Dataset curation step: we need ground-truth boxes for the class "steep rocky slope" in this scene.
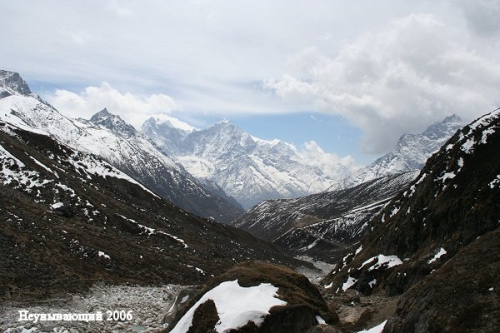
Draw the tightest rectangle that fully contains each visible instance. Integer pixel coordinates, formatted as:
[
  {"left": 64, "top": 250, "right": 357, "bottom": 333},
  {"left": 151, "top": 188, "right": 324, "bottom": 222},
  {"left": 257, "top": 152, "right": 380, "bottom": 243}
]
[
  {"left": 322, "top": 108, "right": 500, "bottom": 332},
  {"left": 0, "top": 115, "right": 302, "bottom": 301},
  {"left": 0, "top": 70, "right": 243, "bottom": 222},
  {"left": 232, "top": 171, "right": 417, "bottom": 263},
  {"left": 143, "top": 118, "right": 354, "bottom": 210}
]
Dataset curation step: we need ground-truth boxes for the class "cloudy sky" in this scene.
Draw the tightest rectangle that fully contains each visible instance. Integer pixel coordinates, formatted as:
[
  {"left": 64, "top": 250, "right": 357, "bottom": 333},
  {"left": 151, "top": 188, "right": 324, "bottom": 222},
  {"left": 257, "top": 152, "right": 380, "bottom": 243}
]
[{"left": 2, "top": 0, "right": 499, "bottom": 165}]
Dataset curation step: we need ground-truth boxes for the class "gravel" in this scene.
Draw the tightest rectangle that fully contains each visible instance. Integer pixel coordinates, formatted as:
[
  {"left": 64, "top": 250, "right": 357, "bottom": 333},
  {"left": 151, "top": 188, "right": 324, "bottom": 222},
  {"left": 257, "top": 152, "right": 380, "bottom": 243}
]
[{"left": 1, "top": 283, "right": 187, "bottom": 333}]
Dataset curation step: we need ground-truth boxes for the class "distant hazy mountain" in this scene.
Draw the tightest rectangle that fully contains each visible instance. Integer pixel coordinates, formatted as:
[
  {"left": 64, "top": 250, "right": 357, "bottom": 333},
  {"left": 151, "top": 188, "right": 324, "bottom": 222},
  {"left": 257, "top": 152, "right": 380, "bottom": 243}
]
[
  {"left": 330, "top": 115, "right": 463, "bottom": 191},
  {"left": 142, "top": 118, "right": 355, "bottom": 210},
  {"left": 0, "top": 70, "right": 243, "bottom": 222}
]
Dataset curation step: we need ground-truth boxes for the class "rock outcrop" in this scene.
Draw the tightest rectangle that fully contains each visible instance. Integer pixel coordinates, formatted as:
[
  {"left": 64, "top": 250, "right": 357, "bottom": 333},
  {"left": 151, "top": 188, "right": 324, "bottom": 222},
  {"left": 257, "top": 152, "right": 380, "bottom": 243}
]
[{"left": 167, "top": 261, "right": 338, "bottom": 333}]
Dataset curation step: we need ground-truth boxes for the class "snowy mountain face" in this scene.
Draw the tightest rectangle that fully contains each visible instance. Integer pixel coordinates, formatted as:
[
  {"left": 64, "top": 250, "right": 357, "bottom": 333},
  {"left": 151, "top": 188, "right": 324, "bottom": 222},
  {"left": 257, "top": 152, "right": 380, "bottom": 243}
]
[
  {"left": 89, "top": 108, "right": 137, "bottom": 139},
  {"left": 142, "top": 118, "right": 353, "bottom": 210},
  {"left": 0, "top": 71, "right": 244, "bottom": 222},
  {"left": 232, "top": 171, "right": 418, "bottom": 263},
  {"left": 331, "top": 115, "right": 463, "bottom": 191},
  {"left": 322, "top": 108, "right": 500, "bottom": 332},
  {"left": 141, "top": 117, "right": 194, "bottom": 155}
]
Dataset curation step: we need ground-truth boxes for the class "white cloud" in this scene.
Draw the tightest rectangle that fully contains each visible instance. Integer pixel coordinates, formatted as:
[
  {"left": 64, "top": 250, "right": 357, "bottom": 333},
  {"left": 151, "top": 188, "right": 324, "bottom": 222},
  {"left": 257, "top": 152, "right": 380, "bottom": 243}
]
[
  {"left": 265, "top": 13, "right": 500, "bottom": 153},
  {"left": 297, "top": 141, "right": 359, "bottom": 179},
  {"left": 47, "top": 83, "right": 176, "bottom": 129},
  {"left": 2, "top": 1, "right": 500, "bottom": 157}
]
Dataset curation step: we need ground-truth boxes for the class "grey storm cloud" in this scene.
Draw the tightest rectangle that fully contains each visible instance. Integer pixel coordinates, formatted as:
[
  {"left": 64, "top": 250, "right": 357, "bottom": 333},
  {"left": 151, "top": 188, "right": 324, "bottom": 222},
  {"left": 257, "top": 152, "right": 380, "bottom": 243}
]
[{"left": 265, "top": 7, "right": 500, "bottom": 153}]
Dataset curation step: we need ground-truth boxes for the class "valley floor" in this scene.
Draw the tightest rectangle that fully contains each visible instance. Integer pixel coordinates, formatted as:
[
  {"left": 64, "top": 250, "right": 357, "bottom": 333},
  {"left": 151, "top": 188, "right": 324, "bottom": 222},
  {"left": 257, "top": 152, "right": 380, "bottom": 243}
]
[
  {"left": 0, "top": 284, "right": 185, "bottom": 333},
  {"left": 1, "top": 269, "right": 395, "bottom": 333},
  {"left": 325, "top": 291, "right": 398, "bottom": 333}
]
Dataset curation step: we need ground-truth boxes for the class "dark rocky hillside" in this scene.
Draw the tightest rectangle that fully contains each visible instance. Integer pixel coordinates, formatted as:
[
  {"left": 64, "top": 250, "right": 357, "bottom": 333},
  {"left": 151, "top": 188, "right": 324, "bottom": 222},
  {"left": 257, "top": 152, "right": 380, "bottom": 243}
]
[
  {"left": 232, "top": 171, "right": 417, "bottom": 263},
  {"left": 322, "top": 108, "right": 500, "bottom": 332},
  {"left": 0, "top": 122, "right": 304, "bottom": 301}
]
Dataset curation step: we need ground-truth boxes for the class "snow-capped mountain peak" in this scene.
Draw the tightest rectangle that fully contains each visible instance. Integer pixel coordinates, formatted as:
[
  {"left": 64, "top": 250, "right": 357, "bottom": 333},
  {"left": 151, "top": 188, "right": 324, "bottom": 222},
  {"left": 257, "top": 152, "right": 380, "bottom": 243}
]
[
  {"left": 144, "top": 113, "right": 196, "bottom": 133},
  {"left": 143, "top": 116, "right": 355, "bottom": 209},
  {"left": 0, "top": 70, "right": 32, "bottom": 97},
  {"left": 141, "top": 117, "right": 192, "bottom": 155},
  {"left": 206, "top": 119, "right": 244, "bottom": 137},
  {"left": 330, "top": 115, "right": 463, "bottom": 191},
  {"left": 89, "top": 108, "right": 137, "bottom": 139},
  {"left": 421, "top": 114, "right": 462, "bottom": 140}
]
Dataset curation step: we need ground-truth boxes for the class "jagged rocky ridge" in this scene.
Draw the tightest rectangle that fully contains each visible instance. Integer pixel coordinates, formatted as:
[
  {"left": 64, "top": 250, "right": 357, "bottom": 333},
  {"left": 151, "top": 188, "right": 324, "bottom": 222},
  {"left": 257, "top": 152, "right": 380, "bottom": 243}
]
[
  {"left": 232, "top": 171, "right": 418, "bottom": 263},
  {"left": 0, "top": 71, "right": 31, "bottom": 98},
  {"left": 142, "top": 117, "right": 354, "bottom": 210},
  {"left": 0, "top": 70, "right": 243, "bottom": 222},
  {"left": 322, "top": 108, "right": 500, "bottom": 332}
]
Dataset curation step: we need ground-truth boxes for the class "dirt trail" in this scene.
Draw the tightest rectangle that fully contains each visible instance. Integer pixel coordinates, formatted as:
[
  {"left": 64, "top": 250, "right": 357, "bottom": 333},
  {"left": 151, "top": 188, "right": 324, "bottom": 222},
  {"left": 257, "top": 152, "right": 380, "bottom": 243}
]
[{"left": 323, "top": 290, "right": 399, "bottom": 332}]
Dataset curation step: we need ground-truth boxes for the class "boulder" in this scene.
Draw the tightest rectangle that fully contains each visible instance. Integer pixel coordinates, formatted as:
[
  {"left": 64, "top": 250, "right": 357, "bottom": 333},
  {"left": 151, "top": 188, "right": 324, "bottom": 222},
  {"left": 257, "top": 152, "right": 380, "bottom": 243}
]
[{"left": 167, "top": 261, "right": 338, "bottom": 333}]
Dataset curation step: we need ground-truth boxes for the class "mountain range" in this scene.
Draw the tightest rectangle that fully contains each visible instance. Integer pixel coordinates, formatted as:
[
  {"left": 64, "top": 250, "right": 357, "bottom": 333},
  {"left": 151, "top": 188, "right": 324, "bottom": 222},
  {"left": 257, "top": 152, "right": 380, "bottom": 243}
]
[
  {"left": 142, "top": 112, "right": 461, "bottom": 211},
  {"left": 232, "top": 171, "right": 418, "bottom": 263},
  {"left": 228, "top": 115, "right": 462, "bottom": 263},
  {"left": 1, "top": 70, "right": 463, "bottom": 217},
  {"left": 0, "top": 70, "right": 242, "bottom": 223},
  {"left": 142, "top": 117, "right": 355, "bottom": 210}
]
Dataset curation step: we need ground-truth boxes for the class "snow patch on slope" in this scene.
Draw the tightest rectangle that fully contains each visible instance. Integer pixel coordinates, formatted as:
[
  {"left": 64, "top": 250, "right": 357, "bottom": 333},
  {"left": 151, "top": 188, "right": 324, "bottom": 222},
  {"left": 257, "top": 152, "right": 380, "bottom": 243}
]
[
  {"left": 356, "top": 320, "right": 388, "bottom": 333},
  {"left": 0, "top": 143, "right": 52, "bottom": 191},
  {"left": 116, "top": 214, "right": 188, "bottom": 248},
  {"left": 360, "top": 255, "right": 403, "bottom": 271},
  {"left": 342, "top": 276, "right": 358, "bottom": 292},
  {"left": 428, "top": 248, "right": 447, "bottom": 264}
]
